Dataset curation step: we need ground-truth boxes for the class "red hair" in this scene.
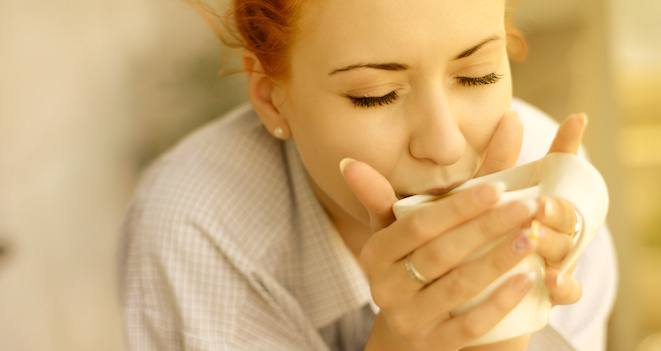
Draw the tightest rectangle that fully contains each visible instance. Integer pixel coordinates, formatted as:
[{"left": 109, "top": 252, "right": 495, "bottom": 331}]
[
  {"left": 188, "top": 1, "right": 526, "bottom": 77},
  {"left": 505, "top": 1, "right": 528, "bottom": 62},
  {"left": 188, "top": 0, "right": 303, "bottom": 79}
]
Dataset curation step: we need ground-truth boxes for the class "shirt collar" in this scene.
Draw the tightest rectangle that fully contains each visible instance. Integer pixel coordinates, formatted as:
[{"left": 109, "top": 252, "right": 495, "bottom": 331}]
[{"left": 284, "top": 140, "right": 376, "bottom": 329}]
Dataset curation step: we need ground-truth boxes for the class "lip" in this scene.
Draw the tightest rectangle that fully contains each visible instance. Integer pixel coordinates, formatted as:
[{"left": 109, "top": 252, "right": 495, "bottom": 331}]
[
  {"left": 422, "top": 182, "right": 464, "bottom": 196},
  {"left": 398, "top": 181, "right": 464, "bottom": 199}
]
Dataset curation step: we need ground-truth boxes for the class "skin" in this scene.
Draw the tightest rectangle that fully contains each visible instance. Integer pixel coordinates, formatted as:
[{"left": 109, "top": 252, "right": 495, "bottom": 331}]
[{"left": 244, "top": 0, "right": 585, "bottom": 349}]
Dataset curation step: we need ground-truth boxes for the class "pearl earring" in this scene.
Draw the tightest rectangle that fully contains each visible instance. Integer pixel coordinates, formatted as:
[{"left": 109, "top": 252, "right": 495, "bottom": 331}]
[{"left": 273, "top": 127, "right": 285, "bottom": 139}]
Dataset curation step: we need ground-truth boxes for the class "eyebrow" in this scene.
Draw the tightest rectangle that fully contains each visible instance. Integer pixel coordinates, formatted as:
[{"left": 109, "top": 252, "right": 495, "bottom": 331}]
[
  {"left": 328, "top": 63, "right": 409, "bottom": 76},
  {"left": 327, "top": 35, "right": 504, "bottom": 76},
  {"left": 455, "top": 36, "right": 504, "bottom": 59}
]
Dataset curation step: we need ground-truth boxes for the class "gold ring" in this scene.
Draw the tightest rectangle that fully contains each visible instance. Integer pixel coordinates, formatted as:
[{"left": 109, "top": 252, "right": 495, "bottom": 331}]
[{"left": 405, "top": 254, "right": 432, "bottom": 285}]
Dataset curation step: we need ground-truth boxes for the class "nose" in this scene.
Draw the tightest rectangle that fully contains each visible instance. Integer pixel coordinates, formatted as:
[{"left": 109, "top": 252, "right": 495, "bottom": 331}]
[{"left": 408, "top": 90, "right": 466, "bottom": 165}]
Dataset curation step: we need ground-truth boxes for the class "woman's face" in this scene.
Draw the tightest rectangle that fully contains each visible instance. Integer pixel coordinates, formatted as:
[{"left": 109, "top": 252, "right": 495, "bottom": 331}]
[{"left": 275, "top": 0, "right": 512, "bottom": 227}]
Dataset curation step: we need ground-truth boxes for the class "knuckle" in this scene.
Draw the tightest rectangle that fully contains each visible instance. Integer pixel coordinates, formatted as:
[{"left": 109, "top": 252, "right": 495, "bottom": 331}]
[
  {"left": 546, "top": 197, "right": 577, "bottom": 233},
  {"left": 370, "top": 283, "right": 396, "bottom": 309},
  {"left": 555, "top": 199, "right": 574, "bottom": 229},
  {"left": 489, "top": 249, "right": 516, "bottom": 273},
  {"left": 477, "top": 216, "right": 498, "bottom": 240},
  {"left": 460, "top": 313, "right": 489, "bottom": 339},
  {"left": 447, "top": 197, "right": 470, "bottom": 219},
  {"left": 405, "top": 212, "right": 429, "bottom": 241},
  {"left": 499, "top": 201, "right": 529, "bottom": 228},
  {"left": 492, "top": 283, "right": 522, "bottom": 310},
  {"left": 545, "top": 234, "right": 574, "bottom": 265},
  {"left": 426, "top": 242, "right": 459, "bottom": 271},
  {"left": 443, "top": 268, "right": 472, "bottom": 299}
]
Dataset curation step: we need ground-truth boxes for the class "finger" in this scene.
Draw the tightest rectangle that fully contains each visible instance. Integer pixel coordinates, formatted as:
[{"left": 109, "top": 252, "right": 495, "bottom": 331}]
[
  {"left": 340, "top": 158, "right": 398, "bottom": 231},
  {"left": 408, "top": 224, "right": 540, "bottom": 328},
  {"left": 475, "top": 111, "right": 524, "bottom": 177},
  {"left": 545, "top": 269, "right": 583, "bottom": 306},
  {"left": 537, "top": 197, "right": 579, "bottom": 234},
  {"left": 428, "top": 273, "right": 532, "bottom": 350},
  {"left": 364, "top": 182, "right": 504, "bottom": 265},
  {"left": 535, "top": 223, "right": 574, "bottom": 266},
  {"left": 547, "top": 113, "right": 587, "bottom": 155},
  {"left": 409, "top": 199, "right": 537, "bottom": 283}
]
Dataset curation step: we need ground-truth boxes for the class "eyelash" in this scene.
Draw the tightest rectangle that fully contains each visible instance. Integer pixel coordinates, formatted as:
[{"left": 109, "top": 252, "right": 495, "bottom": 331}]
[
  {"left": 347, "top": 72, "right": 502, "bottom": 108},
  {"left": 457, "top": 72, "right": 503, "bottom": 87},
  {"left": 348, "top": 91, "right": 399, "bottom": 108}
]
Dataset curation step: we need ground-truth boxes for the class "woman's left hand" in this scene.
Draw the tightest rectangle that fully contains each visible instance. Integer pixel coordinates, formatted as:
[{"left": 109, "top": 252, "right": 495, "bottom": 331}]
[
  {"left": 534, "top": 196, "right": 583, "bottom": 306},
  {"left": 531, "top": 112, "right": 588, "bottom": 307},
  {"left": 463, "top": 113, "right": 589, "bottom": 351}
]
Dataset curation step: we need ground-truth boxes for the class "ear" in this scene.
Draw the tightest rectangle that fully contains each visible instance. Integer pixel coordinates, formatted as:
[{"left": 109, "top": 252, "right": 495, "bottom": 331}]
[{"left": 243, "top": 51, "right": 291, "bottom": 140}]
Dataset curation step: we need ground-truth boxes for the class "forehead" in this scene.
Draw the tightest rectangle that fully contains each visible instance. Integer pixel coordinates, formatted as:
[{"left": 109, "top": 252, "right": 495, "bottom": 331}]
[{"left": 291, "top": 0, "right": 506, "bottom": 71}]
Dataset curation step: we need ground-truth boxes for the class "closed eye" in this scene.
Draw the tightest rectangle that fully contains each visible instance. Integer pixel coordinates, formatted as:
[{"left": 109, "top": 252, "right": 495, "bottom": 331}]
[
  {"left": 347, "top": 91, "right": 399, "bottom": 108},
  {"left": 457, "top": 72, "right": 503, "bottom": 87}
]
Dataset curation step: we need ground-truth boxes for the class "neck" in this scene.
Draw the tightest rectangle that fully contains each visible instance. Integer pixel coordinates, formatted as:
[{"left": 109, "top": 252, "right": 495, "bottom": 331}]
[
  {"left": 309, "top": 180, "right": 372, "bottom": 262},
  {"left": 334, "top": 213, "right": 372, "bottom": 262}
]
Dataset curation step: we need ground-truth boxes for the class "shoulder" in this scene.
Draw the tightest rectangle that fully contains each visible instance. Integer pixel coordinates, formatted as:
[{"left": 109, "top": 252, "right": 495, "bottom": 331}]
[
  {"left": 121, "top": 104, "right": 294, "bottom": 266},
  {"left": 131, "top": 103, "right": 284, "bottom": 217}
]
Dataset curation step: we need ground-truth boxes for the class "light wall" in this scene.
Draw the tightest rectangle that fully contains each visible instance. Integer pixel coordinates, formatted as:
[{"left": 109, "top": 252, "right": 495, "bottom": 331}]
[
  {"left": 0, "top": 0, "right": 245, "bottom": 349},
  {"left": 511, "top": 1, "right": 661, "bottom": 350}
]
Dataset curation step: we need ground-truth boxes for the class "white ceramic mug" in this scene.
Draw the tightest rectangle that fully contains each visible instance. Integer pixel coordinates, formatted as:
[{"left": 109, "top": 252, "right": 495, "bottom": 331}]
[{"left": 392, "top": 152, "right": 609, "bottom": 345}]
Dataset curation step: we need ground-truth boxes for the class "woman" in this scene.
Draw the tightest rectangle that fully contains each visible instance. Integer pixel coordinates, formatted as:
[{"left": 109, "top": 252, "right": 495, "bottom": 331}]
[{"left": 119, "top": 0, "right": 617, "bottom": 350}]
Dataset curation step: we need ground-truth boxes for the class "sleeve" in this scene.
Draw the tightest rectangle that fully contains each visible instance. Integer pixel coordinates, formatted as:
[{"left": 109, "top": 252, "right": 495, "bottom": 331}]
[{"left": 117, "top": 192, "right": 318, "bottom": 351}]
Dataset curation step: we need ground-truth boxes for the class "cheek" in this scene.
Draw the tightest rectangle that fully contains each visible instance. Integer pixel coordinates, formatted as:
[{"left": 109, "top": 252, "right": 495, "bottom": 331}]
[
  {"left": 288, "top": 112, "right": 375, "bottom": 224},
  {"left": 287, "top": 88, "right": 400, "bottom": 164},
  {"left": 459, "top": 79, "right": 512, "bottom": 154},
  {"left": 283, "top": 94, "right": 402, "bottom": 223}
]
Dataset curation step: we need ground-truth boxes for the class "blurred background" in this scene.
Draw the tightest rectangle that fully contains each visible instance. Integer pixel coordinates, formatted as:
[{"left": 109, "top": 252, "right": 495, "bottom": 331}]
[{"left": 0, "top": 0, "right": 659, "bottom": 350}]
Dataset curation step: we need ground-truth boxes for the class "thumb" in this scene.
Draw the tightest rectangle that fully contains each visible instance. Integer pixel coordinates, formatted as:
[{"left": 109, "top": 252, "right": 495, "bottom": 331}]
[
  {"left": 340, "top": 159, "right": 398, "bottom": 232},
  {"left": 547, "top": 113, "right": 587, "bottom": 155},
  {"left": 475, "top": 111, "right": 524, "bottom": 177}
]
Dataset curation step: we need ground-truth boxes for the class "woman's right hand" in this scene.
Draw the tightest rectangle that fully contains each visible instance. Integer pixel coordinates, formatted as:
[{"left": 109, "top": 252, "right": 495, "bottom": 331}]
[
  {"left": 339, "top": 111, "right": 534, "bottom": 350},
  {"left": 343, "top": 112, "right": 588, "bottom": 350},
  {"left": 343, "top": 160, "right": 538, "bottom": 351}
]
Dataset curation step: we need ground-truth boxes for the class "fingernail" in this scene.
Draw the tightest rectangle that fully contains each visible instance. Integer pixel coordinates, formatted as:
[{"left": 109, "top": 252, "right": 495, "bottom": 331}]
[
  {"left": 339, "top": 158, "right": 355, "bottom": 174},
  {"left": 511, "top": 234, "right": 529, "bottom": 254},
  {"left": 578, "top": 112, "right": 588, "bottom": 127},
  {"left": 492, "top": 181, "right": 507, "bottom": 193},
  {"left": 506, "top": 110, "right": 520, "bottom": 119},
  {"left": 543, "top": 198, "right": 554, "bottom": 218},
  {"left": 512, "top": 221, "right": 542, "bottom": 253},
  {"left": 512, "top": 231, "right": 534, "bottom": 254}
]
